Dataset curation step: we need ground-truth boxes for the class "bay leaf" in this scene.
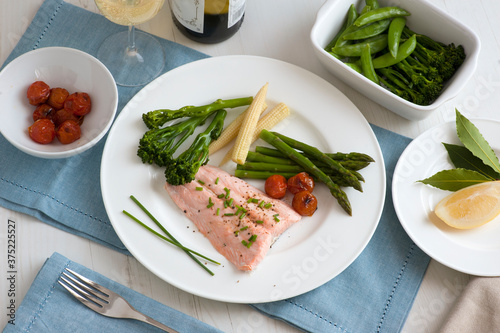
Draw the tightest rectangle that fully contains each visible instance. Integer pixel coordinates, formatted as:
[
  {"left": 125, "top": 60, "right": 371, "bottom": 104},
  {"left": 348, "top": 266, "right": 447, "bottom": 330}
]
[
  {"left": 456, "top": 109, "right": 500, "bottom": 174},
  {"left": 418, "top": 168, "right": 492, "bottom": 191},
  {"left": 443, "top": 143, "right": 500, "bottom": 180}
]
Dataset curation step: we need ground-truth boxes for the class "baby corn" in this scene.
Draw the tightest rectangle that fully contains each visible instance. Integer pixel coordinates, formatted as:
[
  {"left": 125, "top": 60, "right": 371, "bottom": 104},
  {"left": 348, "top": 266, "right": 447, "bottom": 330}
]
[
  {"left": 231, "top": 83, "right": 269, "bottom": 164},
  {"left": 220, "top": 102, "right": 290, "bottom": 166}
]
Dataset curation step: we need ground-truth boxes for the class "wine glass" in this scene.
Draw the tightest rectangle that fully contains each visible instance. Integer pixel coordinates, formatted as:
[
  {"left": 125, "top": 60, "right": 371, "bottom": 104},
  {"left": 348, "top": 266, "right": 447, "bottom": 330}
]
[{"left": 94, "top": 0, "right": 165, "bottom": 87}]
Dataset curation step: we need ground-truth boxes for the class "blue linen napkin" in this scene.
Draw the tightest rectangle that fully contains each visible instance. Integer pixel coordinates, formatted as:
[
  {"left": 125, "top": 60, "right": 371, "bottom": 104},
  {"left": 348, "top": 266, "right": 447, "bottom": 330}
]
[
  {"left": 2, "top": 252, "right": 223, "bottom": 333},
  {"left": 0, "top": 0, "right": 430, "bottom": 332},
  {"left": 0, "top": 0, "right": 208, "bottom": 254},
  {"left": 253, "top": 125, "right": 430, "bottom": 333}
]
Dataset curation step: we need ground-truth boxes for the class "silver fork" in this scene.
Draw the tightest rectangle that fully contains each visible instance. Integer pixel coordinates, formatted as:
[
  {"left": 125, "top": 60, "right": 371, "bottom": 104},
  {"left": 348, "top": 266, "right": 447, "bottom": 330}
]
[{"left": 58, "top": 268, "right": 179, "bottom": 333}]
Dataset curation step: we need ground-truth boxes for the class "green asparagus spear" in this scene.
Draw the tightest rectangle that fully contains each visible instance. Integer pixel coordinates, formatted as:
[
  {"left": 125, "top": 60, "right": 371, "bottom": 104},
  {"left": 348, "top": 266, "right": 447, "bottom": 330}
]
[
  {"left": 255, "top": 146, "right": 374, "bottom": 162},
  {"left": 246, "top": 151, "right": 371, "bottom": 171},
  {"left": 270, "top": 132, "right": 362, "bottom": 192},
  {"left": 259, "top": 130, "right": 352, "bottom": 215},
  {"left": 235, "top": 169, "right": 359, "bottom": 188}
]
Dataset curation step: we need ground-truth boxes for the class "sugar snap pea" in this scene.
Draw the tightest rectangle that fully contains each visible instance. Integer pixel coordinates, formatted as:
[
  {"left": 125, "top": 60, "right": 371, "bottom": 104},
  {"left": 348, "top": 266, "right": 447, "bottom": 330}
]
[
  {"left": 372, "top": 34, "right": 416, "bottom": 68},
  {"left": 354, "top": 7, "right": 410, "bottom": 27},
  {"left": 333, "top": 34, "right": 388, "bottom": 57},
  {"left": 365, "top": 0, "right": 380, "bottom": 10},
  {"left": 361, "top": 44, "right": 379, "bottom": 84},
  {"left": 388, "top": 17, "right": 406, "bottom": 58},
  {"left": 342, "top": 19, "right": 390, "bottom": 40},
  {"left": 334, "top": 4, "right": 359, "bottom": 48}
]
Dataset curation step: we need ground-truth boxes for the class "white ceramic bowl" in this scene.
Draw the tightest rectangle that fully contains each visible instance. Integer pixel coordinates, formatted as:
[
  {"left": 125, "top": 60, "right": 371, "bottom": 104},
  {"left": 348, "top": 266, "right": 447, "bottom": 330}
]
[
  {"left": 0, "top": 47, "right": 118, "bottom": 158},
  {"left": 311, "top": 0, "right": 481, "bottom": 120}
]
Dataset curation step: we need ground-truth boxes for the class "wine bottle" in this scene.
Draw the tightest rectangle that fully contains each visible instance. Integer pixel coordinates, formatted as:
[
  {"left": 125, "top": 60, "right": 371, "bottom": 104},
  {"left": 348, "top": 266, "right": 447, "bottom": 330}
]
[{"left": 170, "top": 0, "right": 245, "bottom": 44}]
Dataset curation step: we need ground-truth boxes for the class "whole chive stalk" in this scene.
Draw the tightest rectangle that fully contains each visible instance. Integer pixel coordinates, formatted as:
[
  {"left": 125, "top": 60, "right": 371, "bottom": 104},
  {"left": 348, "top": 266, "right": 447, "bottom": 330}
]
[{"left": 127, "top": 195, "right": 220, "bottom": 276}]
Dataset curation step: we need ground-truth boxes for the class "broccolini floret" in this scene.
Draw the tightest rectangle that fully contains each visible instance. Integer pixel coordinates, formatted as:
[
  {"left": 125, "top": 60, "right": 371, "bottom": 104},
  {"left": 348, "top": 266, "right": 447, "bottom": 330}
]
[
  {"left": 165, "top": 109, "right": 227, "bottom": 186},
  {"left": 142, "top": 97, "right": 252, "bottom": 129},
  {"left": 137, "top": 114, "right": 211, "bottom": 167}
]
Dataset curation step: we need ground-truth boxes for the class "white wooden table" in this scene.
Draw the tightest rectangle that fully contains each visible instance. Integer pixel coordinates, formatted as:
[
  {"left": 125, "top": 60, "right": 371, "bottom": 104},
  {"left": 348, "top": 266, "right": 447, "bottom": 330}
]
[{"left": 1, "top": 1, "right": 499, "bottom": 332}]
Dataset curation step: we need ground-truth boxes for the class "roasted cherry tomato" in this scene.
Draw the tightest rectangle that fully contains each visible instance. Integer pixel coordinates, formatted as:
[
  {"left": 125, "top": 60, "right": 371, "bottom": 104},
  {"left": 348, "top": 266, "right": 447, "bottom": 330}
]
[
  {"left": 53, "top": 108, "right": 84, "bottom": 128},
  {"left": 27, "top": 81, "right": 50, "bottom": 105},
  {"left": 287, "top": 172, "right": 315, "bottom": 194},
  {"left": 56, "top": 120, "right": 81, "bottom": 144},
  {"left": 292, "top": 190, "right": 318, "bottom": 216},
  {"left": 47, "top": 87, "right": 69, "bottom": 109},
  {"left": 28, "top": 118, "right": 56, "bottom": 144},
  {"left": 64, "top": 92, "right": 91, "bottom": 116},
  {"left": 32, "top": 104, "right": 55, "bottom": 122},
  {"left": 265, "top": 174, "right": 288, "bottom": 199}
]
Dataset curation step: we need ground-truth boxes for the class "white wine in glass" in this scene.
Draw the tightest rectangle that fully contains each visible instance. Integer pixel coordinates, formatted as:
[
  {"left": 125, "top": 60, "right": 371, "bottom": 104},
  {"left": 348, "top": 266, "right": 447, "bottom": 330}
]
[{"left": 95, "top": 0, "right": 165, "bottom": 87}]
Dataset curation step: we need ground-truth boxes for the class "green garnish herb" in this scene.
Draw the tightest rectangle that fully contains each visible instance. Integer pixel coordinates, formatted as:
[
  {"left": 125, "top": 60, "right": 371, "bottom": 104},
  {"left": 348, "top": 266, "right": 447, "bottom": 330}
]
[
  {"left": 224, "top": 213, "right": 235, "bottom": 216},
  {"left": 228, "top": 198, "right": 234, "bottom": 206},
  {"left": 264, "top": 203, "right": 273, "bottom": 209},
  {"left": 258, "top": 200, "right": 265, "bottom": 208},
  {"left": 195, "top": 187, "right": 203, "bottom": 191},
  {"left": 224, "top": 187, "right": 231, "bottom": 198},
  {"left": 273, "top": 214, "right": 280, "bottom": 222},
  {"left": 216, "top": 208, "right": 220, "bottom": 216},
  {"left": 239, "top": 212, "right": 246, "bottom": 219},
  {"left": 197, "top": 180, "right": 205, "bottom": 185},
  {"left": 249, "top": 234, "right": 257, "bottom": 242},
  {"left": 255, "top": 220, "right": 264, "bottom": 224},
  {"left": 240, "top": 226, "right": 248, "bottom": 231},
  {"left": 206, "top": 197, "right": 214, "bottom": 208},
  {"left": 124, "top": 195, "right": 220, "bottom": 276},
  {"left": 215, "top": 177, "right": 219, "bottom": 184}
]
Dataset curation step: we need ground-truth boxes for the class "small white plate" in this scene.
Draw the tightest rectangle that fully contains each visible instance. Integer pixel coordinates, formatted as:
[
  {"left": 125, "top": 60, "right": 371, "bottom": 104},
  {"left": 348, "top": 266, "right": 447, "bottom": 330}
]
[
  {"left": 101, "top": 55, "right": 386, "bottom": 303},
  {"left": 393, "top": 119, "right": 500, "bottom": 276}
]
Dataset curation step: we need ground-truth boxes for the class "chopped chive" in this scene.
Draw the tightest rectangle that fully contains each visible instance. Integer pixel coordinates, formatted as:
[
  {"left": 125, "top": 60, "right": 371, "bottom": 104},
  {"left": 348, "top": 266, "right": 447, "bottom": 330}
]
[
  {"left": 228, "top": 198, "right": 234, "bottom": 206},
  {"left": 207, "top": 197, "right": 214, "bottom": 208},
  {"left": 240, "top": 226, "right": 248, "bottom": 231},
  {"left": 234, "top": 230, "right": 239, "bottom": 236},
  {"left": 224, "top": 200, "right": 228, "bottom": 208},
  {"left": 247, "top": 198, "right": 253, "bottom": 203},
  {"left": 216, "top": 208, "right": 220, "bottom": 216},
  {"left": 264, "top": 203, "right": 273, "bottom": 209},
  {"left": 197, "top": 180, "right": 205, "bottom": 185},
  {"left": 241, "top": 240, "right": 249, "bottom": 247},
  {"left": 224, "top": 213, "right": 235, "bottom": 216},
  {"left": 218, "top": 193, "right": 225, "bottom": 199},
  {"left": 255, "top": 220, "right": 264, "bottom": 224},
  {"left": 224, "top": 187, "right": 230, "bottom": 199},
  {"left": 195, "top": 187, "right": 203, "bottom": 191},
  {"left": 251, "top": 198, "right": 259, "bottom": 203},
  {"left": 249, "top": 234, "right": 257, "bottom": 242},
  {"left": 239, "top": 212, "right": 246, "bottom": 219},
  {"left": 273, "top": 214, "right": 280, "bottom": 222},
  {"left": 258, "top": 201, "right": 265, "bottom": 208},
  {"left": 215, "top": 177, "right": 219, "bottom": 184}
]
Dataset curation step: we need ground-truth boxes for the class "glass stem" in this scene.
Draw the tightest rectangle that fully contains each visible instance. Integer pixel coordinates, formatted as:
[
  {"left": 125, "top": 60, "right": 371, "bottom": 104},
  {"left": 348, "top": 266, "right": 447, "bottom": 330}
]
[{"left": 127, "top": 25, "right": 137, "bottom": 55}]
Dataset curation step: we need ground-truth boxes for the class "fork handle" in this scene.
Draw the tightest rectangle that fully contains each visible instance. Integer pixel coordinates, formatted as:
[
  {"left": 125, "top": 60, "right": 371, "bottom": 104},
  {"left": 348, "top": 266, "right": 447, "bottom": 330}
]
[{"left": 131, "top": 311, "right": 180, "bottom": 333}]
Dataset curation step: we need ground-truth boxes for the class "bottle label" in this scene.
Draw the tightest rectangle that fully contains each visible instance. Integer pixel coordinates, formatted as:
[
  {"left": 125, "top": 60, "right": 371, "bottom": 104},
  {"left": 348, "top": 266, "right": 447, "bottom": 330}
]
[
  {"left": 228, "top": 0, "right": 245, "bottom": 28},
  {"left": 171, "top": 0, "right": 245, "bottom": 33},
  {"left": 171, "top": 0, "right": 204, "bottom": 33}
]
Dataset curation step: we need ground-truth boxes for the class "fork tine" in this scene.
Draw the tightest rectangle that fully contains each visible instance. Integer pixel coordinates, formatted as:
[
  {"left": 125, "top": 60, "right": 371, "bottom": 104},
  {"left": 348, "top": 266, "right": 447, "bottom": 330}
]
[
  {"left": 61, "top": 273, "right": 107, "bottom": 305},
  {"left": 58, "top": 277, "right": 105, "bottom": 313},
  {"left": 65, "top": 268, "right": 112, "bottom": 296}
]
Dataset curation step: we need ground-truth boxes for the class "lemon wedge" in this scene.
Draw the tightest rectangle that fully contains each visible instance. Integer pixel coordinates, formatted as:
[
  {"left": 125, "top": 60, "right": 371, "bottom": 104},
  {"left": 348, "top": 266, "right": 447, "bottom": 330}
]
[{"left": 434, "top": 181, "right": 500, "bottom": 229}]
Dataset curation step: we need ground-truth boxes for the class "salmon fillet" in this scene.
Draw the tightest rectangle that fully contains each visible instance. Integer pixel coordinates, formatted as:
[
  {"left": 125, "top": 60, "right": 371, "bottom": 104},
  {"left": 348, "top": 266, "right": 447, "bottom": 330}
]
[{"left": 165, "top": 164, "right": 302, "bottom": 271}]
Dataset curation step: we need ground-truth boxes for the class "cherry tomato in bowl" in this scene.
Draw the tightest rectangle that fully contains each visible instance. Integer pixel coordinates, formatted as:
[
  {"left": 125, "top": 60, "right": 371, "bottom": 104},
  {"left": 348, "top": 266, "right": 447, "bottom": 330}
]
[{"left": 27, "top": 81, "right": 50, "bottom": 105}]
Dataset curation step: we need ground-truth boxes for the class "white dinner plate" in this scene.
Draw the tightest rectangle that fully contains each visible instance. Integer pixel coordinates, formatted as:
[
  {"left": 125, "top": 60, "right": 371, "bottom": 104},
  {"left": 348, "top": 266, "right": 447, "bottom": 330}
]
[
  {"left": 393, "top": 119, "right": 500, "bottom": 276},
  {"left": 101, "top": 55, "right": 386, "bottom": 303}
]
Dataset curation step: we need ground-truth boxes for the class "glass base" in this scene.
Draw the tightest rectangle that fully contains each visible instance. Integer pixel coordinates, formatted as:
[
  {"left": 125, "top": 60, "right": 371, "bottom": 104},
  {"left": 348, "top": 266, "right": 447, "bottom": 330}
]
[{"left": 96, "top": 30, "right": 165, "bottom": 87}]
